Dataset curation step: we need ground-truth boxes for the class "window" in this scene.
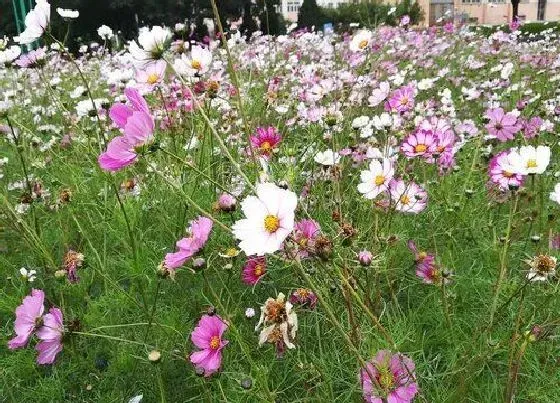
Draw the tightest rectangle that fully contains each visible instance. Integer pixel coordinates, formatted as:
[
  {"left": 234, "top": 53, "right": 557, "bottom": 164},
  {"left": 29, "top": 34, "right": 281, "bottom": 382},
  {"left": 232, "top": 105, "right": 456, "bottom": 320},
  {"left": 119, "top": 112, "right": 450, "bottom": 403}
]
[
  {"left": 461, "top": 0, "right": 481, "bottom": 3},
  {"left": 488, "top": 0, "right": 505, "bottom": 3},
  {"left": 287, "top": 1, "right": 301, "bottom": 12}
]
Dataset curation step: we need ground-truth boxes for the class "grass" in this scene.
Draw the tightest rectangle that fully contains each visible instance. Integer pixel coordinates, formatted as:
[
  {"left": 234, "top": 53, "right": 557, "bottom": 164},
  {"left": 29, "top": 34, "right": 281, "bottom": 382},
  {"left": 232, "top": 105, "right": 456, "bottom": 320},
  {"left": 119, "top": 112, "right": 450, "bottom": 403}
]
[{"left": 1, "top": 22, "right": 560, "bottom": 403}]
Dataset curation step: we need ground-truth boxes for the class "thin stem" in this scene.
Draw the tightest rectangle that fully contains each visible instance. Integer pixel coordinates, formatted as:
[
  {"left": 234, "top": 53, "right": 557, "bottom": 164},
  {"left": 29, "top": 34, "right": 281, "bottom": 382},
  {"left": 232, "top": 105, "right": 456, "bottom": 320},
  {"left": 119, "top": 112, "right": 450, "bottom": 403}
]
[{"left": 488, "top": 193, "right": 519, "bottom": 328}]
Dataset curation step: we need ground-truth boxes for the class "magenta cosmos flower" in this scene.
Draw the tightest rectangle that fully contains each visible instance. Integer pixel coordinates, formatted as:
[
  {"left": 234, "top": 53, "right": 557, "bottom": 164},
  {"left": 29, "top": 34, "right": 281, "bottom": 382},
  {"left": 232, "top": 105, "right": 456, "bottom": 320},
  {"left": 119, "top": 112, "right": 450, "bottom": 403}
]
[
  {"left": 35, "top": 307, "right": 64, "bottom": 365},
  {"left": 98, "top": 88, "right": 154, "bottom": 171},
  {"left": 400, "top": 130, "right": 437, "bottom": 159},
  {"left": 190, "top": 314, "right": 228, "bottom": 377},
  {"left": 250, "top": 126, "right": 282, "bottom": 158},
  {"left": 485, "top": 108, "right": 520, "bottom": 142},
  {"left": 8, "top": 289, "right": 45, "bottom": 349},
  {"left": 360, "top": 350, "right": 418, "bottom": 403},
  {"left": 164, "top": 216, "right": 213, "bottom": 270},
  {"left": 386, "top": 85, "right": 415, "bottom": 113},
  {"left": 389, "top": 179, "right": 427, "bottom": 214},
  {"left": 242, "top": 256, "right": 267, "bottom": 285},
  {"left": 488, "top": 150, "right": 525, "bottom": 190}
]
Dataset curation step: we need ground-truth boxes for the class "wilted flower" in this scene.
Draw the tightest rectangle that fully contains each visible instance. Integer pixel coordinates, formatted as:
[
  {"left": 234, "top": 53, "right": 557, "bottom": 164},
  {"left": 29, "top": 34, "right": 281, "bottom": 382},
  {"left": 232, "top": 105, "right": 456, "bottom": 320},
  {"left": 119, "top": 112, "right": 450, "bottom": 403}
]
[
  {"left": 293, "top": 219, "right": 321, "bottom": 258},
  {"left": 526, "top": 255, "right": 557, "bottom": 282},
  {"left": 62, "top": 249, "right": 84, "bottom": 283},
  {"left": 289, "top": 288, "right": 317, "bottom": 309},
  {"left": 255, "top": 293, "right": 298, "bottom": 357}
]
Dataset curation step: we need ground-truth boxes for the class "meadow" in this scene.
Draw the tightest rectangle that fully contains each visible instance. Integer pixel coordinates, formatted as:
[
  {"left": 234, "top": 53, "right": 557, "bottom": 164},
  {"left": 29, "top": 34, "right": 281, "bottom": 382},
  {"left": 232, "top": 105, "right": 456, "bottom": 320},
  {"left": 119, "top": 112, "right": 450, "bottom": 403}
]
[{"left": 1, "top": 4, "right": 560, "bottom": 403}]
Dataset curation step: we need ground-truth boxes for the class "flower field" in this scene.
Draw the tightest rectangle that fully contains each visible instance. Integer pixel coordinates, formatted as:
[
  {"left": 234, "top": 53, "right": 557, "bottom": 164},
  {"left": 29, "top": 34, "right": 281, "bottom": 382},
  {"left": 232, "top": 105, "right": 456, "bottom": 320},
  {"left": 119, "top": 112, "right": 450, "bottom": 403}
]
[{"left": 1, "top": 3, "right": 560, "bottom": 402}]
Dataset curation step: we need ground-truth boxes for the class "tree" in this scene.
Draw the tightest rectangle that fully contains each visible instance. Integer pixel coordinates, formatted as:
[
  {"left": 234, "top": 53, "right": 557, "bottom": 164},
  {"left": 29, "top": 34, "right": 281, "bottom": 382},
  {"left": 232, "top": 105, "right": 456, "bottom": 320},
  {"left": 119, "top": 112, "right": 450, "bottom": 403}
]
[
  {"left": 257, "top": 0, "right": 285, "bottom": 35},
  {"left": 297, "top": 0, "right": 323, "bottom": 31},
  {"left": 511, "top": 0, "right": 519, "bottom": 22}
]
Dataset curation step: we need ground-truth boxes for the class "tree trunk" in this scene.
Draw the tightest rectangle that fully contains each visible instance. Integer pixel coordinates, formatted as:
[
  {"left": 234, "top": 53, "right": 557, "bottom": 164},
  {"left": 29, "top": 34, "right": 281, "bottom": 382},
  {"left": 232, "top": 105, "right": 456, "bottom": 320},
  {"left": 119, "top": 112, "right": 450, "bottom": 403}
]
[{"left": 511, "top": 0, "right": 519, "bottom": 21}]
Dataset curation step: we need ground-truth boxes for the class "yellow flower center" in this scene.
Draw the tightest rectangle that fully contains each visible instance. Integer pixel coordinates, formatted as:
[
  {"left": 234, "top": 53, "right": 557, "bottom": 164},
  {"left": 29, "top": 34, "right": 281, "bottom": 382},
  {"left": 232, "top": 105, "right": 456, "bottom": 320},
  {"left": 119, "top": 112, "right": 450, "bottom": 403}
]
[
  {"left": 526, "top": 159, "right": 537, "bottom": 168},
  {"left": 359, "top": 39, "right": 369, "bottom": 49},
  {"left": 378, "top": 367, "right": 395, "bottom": 390},
  {"left": 210, "top": 335, "right": 220, "bottom": 350},
  {"left": 374, "top": 175, "right": 386, "bottom": 186},
  {"left": 400, "top": 97, "right": 409, "bottom": 106},
  {"left": 414, "top": 144, "right": 427, "bottom": 153},
  {"left": 264, "top": 215, "right": 280, "bottom": 233},
  {"left": 399, "top": 195, "right": 411, "bottom": 205},
  {"left": 503, "top": 171, "right": 514, "bottom": 178},
  {"left": 254, "top": 264, "right": 264, "bottom": 276},
  {"left": 418, "top": 251, "right": 427, "bottom": 261},
  {"left": 191, "top": 60, "right": 202, "bottom": 70},
  {"left": 260, "top": 141, "right": 272, "bottom": 152},
  {"left": 226, "top": 248, "right": 238, "bottom": 257},
  {"left": 146, "top": 73, "right": 159, "bottom": 85}
]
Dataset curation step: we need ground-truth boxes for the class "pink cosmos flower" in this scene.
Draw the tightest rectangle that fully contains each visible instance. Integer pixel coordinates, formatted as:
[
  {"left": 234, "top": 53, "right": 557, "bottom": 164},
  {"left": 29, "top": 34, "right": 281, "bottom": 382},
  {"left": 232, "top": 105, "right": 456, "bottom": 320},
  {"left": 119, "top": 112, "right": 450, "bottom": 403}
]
[
  {"left": 293, "top": 219, "right": 321, "bottom": 258},
  {"left": 485, "top": 108, "right": 520, "bottom": 142},
  {"left": 407, "top": 240, "right": 434, "bottom": 263},
  {"left": 135, "top": 60, "right": 166, "bottom": 92},
  {"left": 216, "top": 193, "right": 236, "bottom": 212},
  {"left": 359, "top": 250, "right": 373, "bottom": 266},
  {"left": 164, "top": 216, "right": 213, "bottom": 270},
  {"left": 99, "top": 88, "right": 154, "bottom": 171},
  {"left": 400, "top": 130, "right": 437, "bottom": 159},
  {"left": 15, "top": 48, "right": 46, "bottom": 68},
  {"left": 386, "top": 85, "right": 415, "bottom": 113},
  {"left": 521, "top": 116, "right": 542, "bottom": 139},
  {"left": 250, "top": 126, "right": 282, "bottom": 158},
  {"left": 8, "top": 289, "right": 45, "bottom": 349},
  {"left": 389, "top": 179, "right": 427, "bottom": 214},
  {"left": 488, "top": 150, "right": 525, "bottom": 190},
  {"left": 360, "top": 350, "right": 418, "bottom": 403},
  {"left": 35, "top": 307, "right": 64, "bottom": 365},
  {"left": 190, "top": 314, "right": 228, "bottom": 377},
  {"left": 242, "top": 256, "right": 267, "bottom": 285}
]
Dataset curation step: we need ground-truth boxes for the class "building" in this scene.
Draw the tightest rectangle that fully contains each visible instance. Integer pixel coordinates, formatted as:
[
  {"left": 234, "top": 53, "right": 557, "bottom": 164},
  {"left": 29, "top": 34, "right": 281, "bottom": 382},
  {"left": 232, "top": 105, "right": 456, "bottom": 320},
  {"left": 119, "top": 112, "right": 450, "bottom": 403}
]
[
  {"left": 279, "top": 0, "right": 354, "bottom": 22},
  {"left": 415, "top": 0, "right": 560, "bottom": 25}
]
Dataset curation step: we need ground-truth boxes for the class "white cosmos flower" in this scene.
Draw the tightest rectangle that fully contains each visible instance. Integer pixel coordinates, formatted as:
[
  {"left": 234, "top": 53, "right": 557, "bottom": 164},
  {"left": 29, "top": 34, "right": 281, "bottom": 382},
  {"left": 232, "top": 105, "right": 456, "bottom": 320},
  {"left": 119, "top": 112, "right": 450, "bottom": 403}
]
[
  {"left": 349, "top": 30, "right": 372, "bottom": 52},
  {"left": 56, "top": 7, "right": 79, "bottom": 19},
  {"left": 352, "top": 115, "right": 370, "bottom": 129},
  {"left": 314, "top": 149, "right": 341, "bottom": 166},
  {"left": 173, "top": 45, "right": 212, "bottom": 76},
  {"left": 357, "top": 158, "right": 394, "bottom": 199},
  {"left": 14, "top": 0, "right": 51, "bottom": 45},
  {"left": 550, "top": 183, "right": 560, "bottom": 205},
  {"left": 232, "top": 183, "right": 297, "bottom": 256},
  {"left": 0, "top": 46, "right": 22, "bottom": 64},
  {"left": 511, "top": 145, "right": 551, "bottom": 175},
  {"left": 20, "top": 267, "right": 37, "bottom": 282},
  {"left": 97, "top": 25, "right": 114, "bottom": 40},
  {"left": 129, "top": 26, "right": 171, "bottom": 65}
]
